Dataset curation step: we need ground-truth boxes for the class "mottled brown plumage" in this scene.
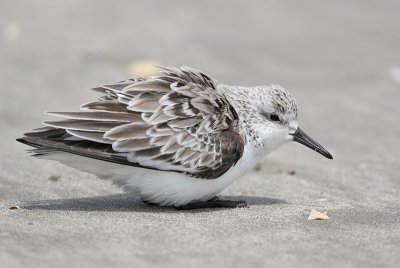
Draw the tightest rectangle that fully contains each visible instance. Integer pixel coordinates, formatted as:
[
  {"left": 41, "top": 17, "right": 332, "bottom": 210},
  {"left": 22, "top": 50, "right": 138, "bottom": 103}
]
[
  {"left": 19, "top": 66, "right": 244, "bottom": 179},
  {"left": 17, "top": 65, "right": 333, "bottom": 207}
]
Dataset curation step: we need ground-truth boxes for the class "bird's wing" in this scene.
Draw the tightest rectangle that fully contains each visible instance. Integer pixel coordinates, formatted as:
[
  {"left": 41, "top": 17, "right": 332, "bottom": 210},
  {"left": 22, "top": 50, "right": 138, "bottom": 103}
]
[{"left": 20, "top": 66, "right": 244, "bottom": 179}]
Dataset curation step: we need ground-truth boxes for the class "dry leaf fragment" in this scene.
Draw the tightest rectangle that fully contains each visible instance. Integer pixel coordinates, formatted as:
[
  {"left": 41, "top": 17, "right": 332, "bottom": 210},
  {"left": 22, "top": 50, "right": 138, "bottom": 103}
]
[
  {"left": 49, "top": 175, "right": 61, "bottom": 181},
  {"left": 287, "top": 170, "right": 296, "bottom": 175},
  {"left": 307, "top": 209, "right": 329, "bottom": 220},
  {"left": 254, "top": 163, "right": 262, "bottom": 171},
  {"left": 126, "top": 59, "right": 161, "bottom": 77},
  {"left": 3, "top": 22, "right": 22, "bottom": 42}
]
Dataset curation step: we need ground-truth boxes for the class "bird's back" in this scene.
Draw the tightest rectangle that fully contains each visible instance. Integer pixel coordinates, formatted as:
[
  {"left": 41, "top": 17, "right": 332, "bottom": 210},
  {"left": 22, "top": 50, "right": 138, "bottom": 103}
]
[{"left": 18, "top": 66, "right": 245, "bottom": 181}]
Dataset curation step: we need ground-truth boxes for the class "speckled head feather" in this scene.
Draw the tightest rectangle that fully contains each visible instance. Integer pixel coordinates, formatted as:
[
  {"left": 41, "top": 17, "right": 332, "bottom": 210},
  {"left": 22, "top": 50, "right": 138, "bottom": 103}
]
[{"left": 218, "top": 83, "right": 299, "bottom": 151}]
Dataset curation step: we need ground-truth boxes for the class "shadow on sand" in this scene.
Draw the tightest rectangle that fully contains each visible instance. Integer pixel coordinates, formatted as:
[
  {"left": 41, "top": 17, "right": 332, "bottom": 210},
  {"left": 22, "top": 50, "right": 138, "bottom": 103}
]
[{"left": 21, "top": 193, "right": 287, "bottom": 213}]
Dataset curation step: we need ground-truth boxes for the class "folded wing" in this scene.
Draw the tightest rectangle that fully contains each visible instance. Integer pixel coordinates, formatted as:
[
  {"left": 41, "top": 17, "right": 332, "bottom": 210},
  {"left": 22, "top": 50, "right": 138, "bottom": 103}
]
[{"left": 19, "top": 66, "right": 244, "bottom": 179}]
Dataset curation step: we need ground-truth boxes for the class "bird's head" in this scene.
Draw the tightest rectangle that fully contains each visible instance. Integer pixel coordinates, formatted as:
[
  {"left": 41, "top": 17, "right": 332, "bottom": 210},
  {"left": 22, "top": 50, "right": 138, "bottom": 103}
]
[{"left": 243, "top": 85, "right": 332, "bottom": 159}]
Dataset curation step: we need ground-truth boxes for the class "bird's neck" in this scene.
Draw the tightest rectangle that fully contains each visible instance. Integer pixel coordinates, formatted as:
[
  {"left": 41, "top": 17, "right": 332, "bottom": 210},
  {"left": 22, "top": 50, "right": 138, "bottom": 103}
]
[{"left": 221, "top": 85, "right": 263, "bottom": 143}]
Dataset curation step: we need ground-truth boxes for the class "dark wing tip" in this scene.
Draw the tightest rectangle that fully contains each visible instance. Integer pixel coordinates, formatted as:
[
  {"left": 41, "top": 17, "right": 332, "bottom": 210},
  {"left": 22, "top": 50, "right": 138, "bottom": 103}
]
[
  {"left": 16, "top": 137, "right": 25, "bottom": 143},
  {"left": 16, "top": 136, "right": 39, "bottom": 148}
]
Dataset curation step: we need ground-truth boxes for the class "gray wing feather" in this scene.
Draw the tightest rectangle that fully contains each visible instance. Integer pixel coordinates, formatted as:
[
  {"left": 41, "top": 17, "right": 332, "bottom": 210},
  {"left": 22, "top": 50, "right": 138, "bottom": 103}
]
[{"left": 20, "top": 66, "right": 244, "bottom": 179}]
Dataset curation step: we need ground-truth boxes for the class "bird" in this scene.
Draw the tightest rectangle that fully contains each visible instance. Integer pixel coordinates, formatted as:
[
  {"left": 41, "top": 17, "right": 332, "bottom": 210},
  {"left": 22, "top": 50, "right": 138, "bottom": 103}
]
[{"left": 17, "top": 66, "right": 333, "bottom": 209}]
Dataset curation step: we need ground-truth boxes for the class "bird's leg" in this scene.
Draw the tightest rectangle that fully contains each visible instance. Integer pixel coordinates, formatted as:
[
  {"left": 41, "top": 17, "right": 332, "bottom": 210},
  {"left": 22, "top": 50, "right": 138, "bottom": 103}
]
[{"left": 175, "top": 197, "right": 248, "bottom": 210}]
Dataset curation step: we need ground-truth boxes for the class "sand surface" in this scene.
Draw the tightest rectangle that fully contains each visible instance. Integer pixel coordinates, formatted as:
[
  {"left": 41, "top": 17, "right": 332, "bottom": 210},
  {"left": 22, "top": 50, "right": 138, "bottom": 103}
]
[{"left": 1, "top": 1, "right": 399, "bottom": 267}]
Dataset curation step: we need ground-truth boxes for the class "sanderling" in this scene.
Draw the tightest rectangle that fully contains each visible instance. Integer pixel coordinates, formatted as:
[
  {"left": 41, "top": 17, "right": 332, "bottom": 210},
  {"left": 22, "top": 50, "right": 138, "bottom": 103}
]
[{"left": 17, "top": 66, "right": 332, "bottom": 209}]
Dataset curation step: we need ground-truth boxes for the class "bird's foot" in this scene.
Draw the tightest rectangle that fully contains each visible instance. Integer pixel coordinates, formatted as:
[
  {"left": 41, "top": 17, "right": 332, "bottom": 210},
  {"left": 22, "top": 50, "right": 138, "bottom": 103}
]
[
  {"left": 142, "top": 200, "right": 158, "bottom": 206},
  {"left": 175, "top": 197, "right": 248, "bottom": 210}
]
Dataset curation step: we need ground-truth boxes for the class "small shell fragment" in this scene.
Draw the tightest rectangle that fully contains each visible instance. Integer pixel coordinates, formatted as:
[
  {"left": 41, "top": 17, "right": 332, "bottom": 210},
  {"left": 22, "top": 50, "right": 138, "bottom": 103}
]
[
  {"left": 307, "top": 209, "right": 329, "bottom": 220},
  {"left": 8, "top": 205, "right": 20, "bottom": 210}
]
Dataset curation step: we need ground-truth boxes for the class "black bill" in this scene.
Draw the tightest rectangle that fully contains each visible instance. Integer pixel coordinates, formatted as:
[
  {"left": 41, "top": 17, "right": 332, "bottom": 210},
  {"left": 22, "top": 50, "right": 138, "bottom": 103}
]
[{"left": 291, "top": 128, "right": 333, "bottom": 159}]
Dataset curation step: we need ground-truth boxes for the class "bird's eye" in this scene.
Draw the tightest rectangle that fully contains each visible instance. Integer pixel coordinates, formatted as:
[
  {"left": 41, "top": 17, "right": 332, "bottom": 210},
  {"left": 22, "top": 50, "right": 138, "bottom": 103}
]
[{"left": 270, "top": 114, "right": 280, "bottom": 122}]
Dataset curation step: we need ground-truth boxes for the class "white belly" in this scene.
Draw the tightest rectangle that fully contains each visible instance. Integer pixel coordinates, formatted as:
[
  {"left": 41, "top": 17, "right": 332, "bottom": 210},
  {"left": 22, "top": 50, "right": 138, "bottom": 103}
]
[
  {"left": 118, "top": 157, "right": 251, "bottom": 206},
  {"left": 39, "top": 144, "right": 260, "bottom": 206}
]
